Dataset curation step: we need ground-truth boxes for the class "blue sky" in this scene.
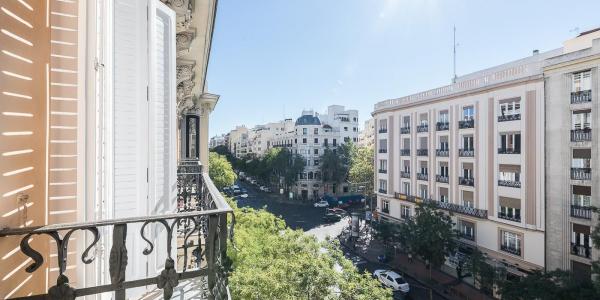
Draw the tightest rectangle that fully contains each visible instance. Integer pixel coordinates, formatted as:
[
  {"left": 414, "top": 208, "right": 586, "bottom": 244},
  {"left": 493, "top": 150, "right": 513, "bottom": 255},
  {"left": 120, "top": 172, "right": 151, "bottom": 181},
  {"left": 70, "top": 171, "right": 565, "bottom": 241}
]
[{"left": 207, "top": 0, "right": 600, "bottom": 137}]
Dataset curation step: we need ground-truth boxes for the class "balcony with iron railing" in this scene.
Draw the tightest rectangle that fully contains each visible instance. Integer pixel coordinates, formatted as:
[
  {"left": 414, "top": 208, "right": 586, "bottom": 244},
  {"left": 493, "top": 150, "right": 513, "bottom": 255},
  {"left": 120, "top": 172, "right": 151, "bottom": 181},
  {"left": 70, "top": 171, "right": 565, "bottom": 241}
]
[
  {"left": 0, "top": 160, "right": 233, "bottom": 300},
  {"left": 400, "top": 171, "right": 411, "bottom": 178},
  {"left": 378, "top": 148, "right": 388, "bottom": 154},
  {"left": 417, "top": 124, "right": 429, "bottom": 133},
  {"left": 416, "top": 149, "right": 428, "bottom": 156},
  {"left": 497, "top": 114, "right": 521, "bottom": 122},
  {"left": 394, "top": 193, "right": 487, "bottom": 219},
  {"left": 458, "top": 148, "right": 475, "bottom": 157},
  {"left": 378, "top": 128, "right": 388, "bottom": 134},
  {"left": 571, "top": 129, "right": 592, "bottom": 142},
  {"left": 417, "top": 173, "right": 428, "bottom": 181},
  {"left": 379, "top": 188, "right": 388, "bottom": 194},
  {"left": 571, "top": 205, "right": 592, "bottom": 220},
  {"left": 498, "top": 147, "right": 520, "bottom": 154},
  {"left": 400, "top": 149, "right": 411, "bottom": 156},
  {"left": 498, "top": 179, "right": 521, "bottom": 188},
  {"left": 459, "top": 176, "right": 474, "bottom": 187},
  {"left": 436, "top": 175, "right": 449, "bottom": 183},
  {"left": 571, "top": 167, "right": 592, "bottom": 181},
  {"left": 459, "top": 231, "right": 475, "bottom": 241},
  {"left": 571, "top": 243, "right": 591, "bottom": 259},
  {"left": 436, "top": 122, "right": 449, "bottom": 131},
  {"left": 436, "top": 149, "right": 449, "bottom": 157},
  {"left": 378, "top": 169, "right": 387, "bottom": 174},
  {"left": 458, "top": 119, "right": 475, "bottom": 129},
  {"left": 400, "top": 126, "right": 411, "bottom": 134},
  {"left": 500, "top": 244, "right": 521, "bottom": 256},
  {"left": 498, "top": 212, "right": 521, "bottom": 223},
  {"left": 571, "top": 90, "right": 592, "bottom": 104},
  {"left": 382, "top": 207, "right": 390, "bottom": 214}
]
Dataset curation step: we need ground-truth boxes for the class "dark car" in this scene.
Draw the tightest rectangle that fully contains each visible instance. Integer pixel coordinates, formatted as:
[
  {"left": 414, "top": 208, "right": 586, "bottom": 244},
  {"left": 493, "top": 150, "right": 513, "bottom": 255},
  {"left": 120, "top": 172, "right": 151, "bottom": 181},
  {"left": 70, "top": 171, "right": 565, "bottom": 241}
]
[{"left": 322, "top": 213, "right": 342, "bottom": 223}]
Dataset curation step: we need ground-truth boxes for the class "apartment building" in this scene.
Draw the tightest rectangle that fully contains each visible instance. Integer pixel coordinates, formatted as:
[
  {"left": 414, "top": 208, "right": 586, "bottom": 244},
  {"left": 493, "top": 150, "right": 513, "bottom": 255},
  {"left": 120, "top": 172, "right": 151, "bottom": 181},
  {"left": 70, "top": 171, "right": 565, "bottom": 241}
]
[
  {"left": 544, "top": 29, "right": 600, "bottom": 278},
  {"left": 373, "top": 50, "right": 554, "bottom": 277},
  {"left": 228, "top": 125, "right": 249, "bottom": 158},
  {"left": 210, "top": 133, "right": 228, "bottom": 149},
  {"left": 0, "top": 0, "right": 228, "bottom": 299},
  {"left": 358, "top": 118, "right": 375, "bottom": 148},
  {"left": 272, "top": 105, "right": 359, "bottom": 200}
]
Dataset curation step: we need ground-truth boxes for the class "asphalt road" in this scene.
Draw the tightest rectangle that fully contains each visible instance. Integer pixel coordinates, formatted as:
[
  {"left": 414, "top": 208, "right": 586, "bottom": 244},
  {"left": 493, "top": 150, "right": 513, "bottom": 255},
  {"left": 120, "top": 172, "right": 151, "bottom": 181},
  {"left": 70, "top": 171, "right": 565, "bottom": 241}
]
[{"left": 233, "top": 181, "right": 445, "bottom": 300}]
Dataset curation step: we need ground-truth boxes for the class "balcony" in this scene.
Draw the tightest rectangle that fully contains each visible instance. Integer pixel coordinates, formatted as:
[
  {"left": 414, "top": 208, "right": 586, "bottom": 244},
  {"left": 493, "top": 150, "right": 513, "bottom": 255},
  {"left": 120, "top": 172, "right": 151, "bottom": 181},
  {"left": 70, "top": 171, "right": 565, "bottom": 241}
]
[
  {"left": 382, "top": 207, "right": 390, "bottom": 214},
  {"left": 416, "top": 149, "right": 428, "bottom": 156},
  {"left": 401, "top": 149, "right": 411, "bottom": 156},
  {"left": 571, "top": 243, "right": 591, "bottom": 259},
  {"left": 400, "top": 171, "right": 411, "bottom": 178},
  {"left": 378, "top": 148, "right": 388, "bottom": 154},
  {"left": 417, "top": 124, "right": 429, "bottom": 133},
  {"left": 400, "top": 127, "right": 411, "bottom": 134},
  {"left": 571, "top": 90, "right": 592, "bottom": 104},
  {"left": 0, "top": 161, "right": 232, "bottom": 300},
  {"left": 436, "top": 149, "right": 449, "bottom": 157},
  {"left": 571, "top": 129, "right": 592, "bottom": 142},
  {"left": 498, "top": 148, "right": 520, "bottom": 154},
  {"left": 458, "top": 119, "right": 475, "bottom": 129},
  {"left": 459, "top": 176, "right": 474, "bottom": 187},
  {"left": 378, "top": 128, "right": 388, "bottom": 134},
  {"left": 458, "top": 149, "right": 475, "bottom": 157},
  {"left": 498, "top": 179, "right": 521, "bottom": 188},
  {"left": 500, "top": 244, "right": 521, "bottom": 256},
  {"left": 436, "top": 175, "right": 449, "bottom": 183},
  {"left": 460, "top": 232, "right": 475, "bottom": 241},
  {"left": 498, "top": 212, "right": 521, "bottom": 223},
  {"left": 417, "top": 173, "right": 428, "bottom": 181},
  {"left": 379, "top": 188, "right": 388, "bottom": 194},
  {"left": 395, "top": 192, "right": 416, "bottom": 203},
  {"left": 378, "top": 169, "right": 388, "bottom": 174},
  {"left": 571, "top": 167, "right": 592, "bottom": 181},
  {"left": 436, "top": 122, "right": 449, "bottom": 131},
  {"left": 571, "top": 205, "right": 592, "bottom": 219},
  {"left": 498, "top": 114, "right": 521, "bottom": 122},
  {"left": 429, "top": 199, "right": 488, "bottom": 219}
]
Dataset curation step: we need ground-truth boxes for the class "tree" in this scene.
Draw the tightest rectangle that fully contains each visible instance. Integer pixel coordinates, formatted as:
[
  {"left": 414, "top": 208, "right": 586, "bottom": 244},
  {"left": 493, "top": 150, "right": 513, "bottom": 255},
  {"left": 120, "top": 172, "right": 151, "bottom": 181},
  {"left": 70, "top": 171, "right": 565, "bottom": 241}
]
[
  {"left": 208, "top": 152, "right": 237, "bottom": 189},
  {"left": 463, "top": 248, "right": 500, "bottom": 295},
  {"left": 320, "top": 143, "right": 352, "bottom": 194},
  {"left": 497, "top": 269, "right": 599, "bottom": 300},
  {"left": 348, "top": 145, "right": 374, "bottom": 198},
  {"left": 226, "top": 199, "right": 391, "bottom": 299},
  {"left": 397, "top": 201, "right": 456, "bottom": 279}
]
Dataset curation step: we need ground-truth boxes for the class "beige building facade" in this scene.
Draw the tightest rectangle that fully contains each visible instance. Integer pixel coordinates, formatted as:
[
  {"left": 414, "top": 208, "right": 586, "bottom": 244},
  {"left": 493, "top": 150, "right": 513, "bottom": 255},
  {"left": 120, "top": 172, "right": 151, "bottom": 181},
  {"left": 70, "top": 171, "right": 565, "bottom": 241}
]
[{"left": 372, "top": 51, "right": 554, "bottom": 275}]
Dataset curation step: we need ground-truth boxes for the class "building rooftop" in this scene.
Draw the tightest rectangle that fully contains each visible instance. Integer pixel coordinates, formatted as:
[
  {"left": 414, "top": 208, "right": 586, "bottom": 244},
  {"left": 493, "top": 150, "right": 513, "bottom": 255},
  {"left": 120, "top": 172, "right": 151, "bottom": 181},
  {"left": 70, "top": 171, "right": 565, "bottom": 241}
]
[{"left": 295, "top": 114, "right": 321, "bottom": 126}]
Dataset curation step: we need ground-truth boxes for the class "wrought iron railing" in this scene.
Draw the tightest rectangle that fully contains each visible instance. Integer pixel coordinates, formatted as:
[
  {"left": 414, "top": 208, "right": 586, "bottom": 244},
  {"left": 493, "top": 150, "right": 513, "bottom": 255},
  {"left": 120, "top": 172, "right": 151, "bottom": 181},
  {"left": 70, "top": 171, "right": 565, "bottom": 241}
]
[
  {"left": 436, "top": 175, "right": 449, "bottom": 183},
  {"left": 497, "top": 114, "right": 521, "bottom": 122},
  {"left": 459, "top": 176, "right": 475, "bottom": 187},
  {"left": 400, "top": 149, "right": 410, "bottom": 156},
  {"left": 571, "top": 167, "right": 592, "bottom": 180},
  {"left": 400, "top": 171, "right": 411, "bottom": 178},
  {"left": 436, "top": 122, "right": 449, "bottom": 131},
  {"left": 458, "top": 149, "right": 475, "bottom": 157},
  {"left": 436, "top": 149, "right": 449, "bottom": 157},
  {"left": 378, "top": 148, "right": 388, "bottom": 154},
  {"left": 498, "top": 179, "right": 521, "bottom": 188},
  {"left": 458, "top": 119, "right": 475, "bottom": 129},
  {"left": 571, "top": 90, "right": 592, "bottom": 104},
  {"left": 417, "top": 124, "right": 429, "bottom": 133},
  {"left": 0, "top": 160, "right": 233, "bottom": 300},
  {"left": 378, "top": 128, "right": 388, "bottom": 133},
  {"left": 498, "top": 212, "right": 521, "bottom": 223},
  {"left": 400, "top": 127, "right": 410, "bottom": 134},
  {"left": 416, "top": 149, "right": 428, "bottom": 156},
  {"left": 571, "top": 243, "right": 591, "bottom": 259},
  {"left": 378, "top": 189, "right": 388, "bottom": 194},
  {"left": 571, "top": 205, "right": 592, "bottom": 219},
  {"left": 417, "top": 173, "right": 428, "bottom": 181},
  {"left": 394, "top": 193, "right": 487, "bottom": 219},
  {"left": 571, "top": 129, "right": 592, "bottom": 142},
  {"left": 500, "top": 244, "right": 521, "bottom": 256},
  {"left": 498, "top": 148, "right": 520, "bottom": 154},
  {"left": 378, "top": 169, "right": 387, "bottom": 174}
]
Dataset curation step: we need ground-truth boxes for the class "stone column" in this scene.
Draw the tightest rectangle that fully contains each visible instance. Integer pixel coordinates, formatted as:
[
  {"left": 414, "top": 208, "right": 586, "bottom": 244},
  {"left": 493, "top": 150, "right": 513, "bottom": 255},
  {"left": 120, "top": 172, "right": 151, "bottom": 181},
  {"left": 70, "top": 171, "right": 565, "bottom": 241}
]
[{"left": 197, "top": 93, "right": 220, "bottom": 173}]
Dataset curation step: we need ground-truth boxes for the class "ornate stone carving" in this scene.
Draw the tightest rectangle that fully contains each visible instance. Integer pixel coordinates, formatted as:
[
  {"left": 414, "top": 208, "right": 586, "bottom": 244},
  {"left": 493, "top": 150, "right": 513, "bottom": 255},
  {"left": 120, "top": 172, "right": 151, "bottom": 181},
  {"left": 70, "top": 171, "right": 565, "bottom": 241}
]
[
  {"left": 176, "top": 29, "right": 196, "bottom": 56},
  {"left": 177, "top": 63, "right": 195, "bottom": 84}
]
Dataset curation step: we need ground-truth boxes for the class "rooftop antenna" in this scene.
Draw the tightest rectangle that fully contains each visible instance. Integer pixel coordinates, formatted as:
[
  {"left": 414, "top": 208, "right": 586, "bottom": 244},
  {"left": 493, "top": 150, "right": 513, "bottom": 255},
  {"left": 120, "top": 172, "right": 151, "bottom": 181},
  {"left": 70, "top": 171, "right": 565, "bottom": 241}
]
[{"left": 452, "top": 25, "right": 458, "bottom": 83}]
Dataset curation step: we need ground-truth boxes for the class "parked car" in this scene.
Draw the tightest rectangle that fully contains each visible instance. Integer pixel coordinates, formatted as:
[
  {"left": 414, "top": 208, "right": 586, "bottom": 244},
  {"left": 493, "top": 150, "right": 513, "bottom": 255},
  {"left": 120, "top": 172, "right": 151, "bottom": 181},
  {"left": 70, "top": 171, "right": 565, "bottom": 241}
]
[
  {"left": 326, "top": 207, "right": 346, "bottom": 215},
  {"left": 373, "top": 270, "right": 410, "bottom": 293},
  {"left": 322, "top": 213, "right": 342, "bottom": 222},
  {"left": 259, "top": 186, "right": 271, "bottom": 192},
  {"left": 313, "top": 200, "right": 329, "bottom": 208}
]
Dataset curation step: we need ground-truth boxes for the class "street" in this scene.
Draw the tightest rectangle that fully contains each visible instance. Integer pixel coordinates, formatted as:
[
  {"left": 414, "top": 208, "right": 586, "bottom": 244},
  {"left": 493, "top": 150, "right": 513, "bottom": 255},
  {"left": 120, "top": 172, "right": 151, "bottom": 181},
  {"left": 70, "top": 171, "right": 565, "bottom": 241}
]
[{"left": 233, "top": 181, "right": 445, "bottom": 300}]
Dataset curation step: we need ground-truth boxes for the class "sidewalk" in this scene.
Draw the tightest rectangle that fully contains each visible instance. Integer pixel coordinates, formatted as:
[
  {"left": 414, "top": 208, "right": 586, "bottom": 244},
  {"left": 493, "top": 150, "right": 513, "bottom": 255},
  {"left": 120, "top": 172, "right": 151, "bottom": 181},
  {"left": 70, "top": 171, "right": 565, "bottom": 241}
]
[{"left": 340, "top": 231, "right": 494, "bottom": 300}]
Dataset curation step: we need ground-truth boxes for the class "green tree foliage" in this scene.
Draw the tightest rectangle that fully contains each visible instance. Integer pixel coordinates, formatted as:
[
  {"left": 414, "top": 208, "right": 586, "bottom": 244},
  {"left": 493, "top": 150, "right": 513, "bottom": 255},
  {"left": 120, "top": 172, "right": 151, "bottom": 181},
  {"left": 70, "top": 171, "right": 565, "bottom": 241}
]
[
  {"left": 463, "top": 248, "right": 502, "bottom": 295},
  {"left": 348, "top": 145, "right": 374, "bottom": 198},
  {"left": 226, "top": 199, "right": 391, "bottom": 299},
  {"left": 498, "top": 269, "right": 598, "bottom": 300},
  {"left": 320, "top": 143, "right": 352, "bottom": 193},
  {"left": 208, "top": 152, "right": 237, "bottom": 189},
  {"left": 397, "top": 201, "right": 456, "bottom": 276}
]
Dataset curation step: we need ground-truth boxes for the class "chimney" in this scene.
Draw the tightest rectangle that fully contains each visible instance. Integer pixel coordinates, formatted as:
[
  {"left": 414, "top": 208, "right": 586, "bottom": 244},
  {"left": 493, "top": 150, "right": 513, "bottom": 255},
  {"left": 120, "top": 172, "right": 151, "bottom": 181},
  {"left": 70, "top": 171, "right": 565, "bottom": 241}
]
[{"left": 532, "top": 49, "right": 539, "bottom": 55}]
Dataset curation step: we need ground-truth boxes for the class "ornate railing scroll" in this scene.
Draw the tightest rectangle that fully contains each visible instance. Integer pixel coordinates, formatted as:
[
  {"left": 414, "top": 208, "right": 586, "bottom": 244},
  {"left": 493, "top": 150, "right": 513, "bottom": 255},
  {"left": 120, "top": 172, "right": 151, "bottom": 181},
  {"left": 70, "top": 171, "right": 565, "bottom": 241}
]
[{"left": 0, "top": 160, "right": 233, "bottom": 300}]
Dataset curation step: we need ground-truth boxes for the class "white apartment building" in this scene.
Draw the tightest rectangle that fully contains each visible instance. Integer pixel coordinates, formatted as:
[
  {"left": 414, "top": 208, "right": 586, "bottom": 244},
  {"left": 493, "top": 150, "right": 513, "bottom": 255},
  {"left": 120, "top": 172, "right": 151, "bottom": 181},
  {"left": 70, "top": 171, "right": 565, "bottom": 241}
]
[
  {"left": 373, "top": 50, "right": 553, "bottom": 277},
  {"left": 209, "top": 133, "right": 228, "bottom": 149},
  {"left": 358, "top": 118, "right": 375, "bottom": 148},
  {"left": 544, "top": 29, "right": 600, "bottom": 279},
  {"left": 228, "top": 125, "right": 249, "bottom": 158},
  {"left": 273, "top": 105, "right": 359, "bottom": 200}
]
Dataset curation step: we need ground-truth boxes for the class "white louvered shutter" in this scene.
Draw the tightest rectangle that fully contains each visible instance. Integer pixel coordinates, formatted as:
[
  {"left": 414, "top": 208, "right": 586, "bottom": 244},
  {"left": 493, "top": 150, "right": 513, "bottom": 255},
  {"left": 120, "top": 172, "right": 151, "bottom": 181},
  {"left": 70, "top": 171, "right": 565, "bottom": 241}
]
[
  {"left": 112, "top": 0, "right": 149, "bottom": 291},
  {"left": 148, "top": 0, "right": 177, "bottom": 273}
]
